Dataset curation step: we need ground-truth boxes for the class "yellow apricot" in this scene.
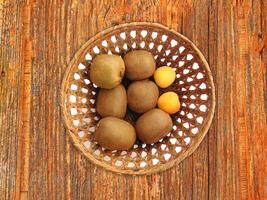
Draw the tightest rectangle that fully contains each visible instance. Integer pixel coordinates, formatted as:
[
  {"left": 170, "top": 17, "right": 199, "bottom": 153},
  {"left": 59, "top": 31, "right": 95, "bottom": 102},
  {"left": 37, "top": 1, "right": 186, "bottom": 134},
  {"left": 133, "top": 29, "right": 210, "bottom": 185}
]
[
  {"left": 158, "top": 92, "right": 180, "bottom": 114},
  {"left": 154, "top": 66, "right": 176, "bottom": 88}
]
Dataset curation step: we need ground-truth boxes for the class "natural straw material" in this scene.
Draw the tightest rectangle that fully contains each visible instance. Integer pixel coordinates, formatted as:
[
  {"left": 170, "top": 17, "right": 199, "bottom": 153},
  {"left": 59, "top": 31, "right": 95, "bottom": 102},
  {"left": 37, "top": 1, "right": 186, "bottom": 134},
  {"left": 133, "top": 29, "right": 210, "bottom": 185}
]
[{"left": 61, "top": 22, "right": 215, "bottom": 175}]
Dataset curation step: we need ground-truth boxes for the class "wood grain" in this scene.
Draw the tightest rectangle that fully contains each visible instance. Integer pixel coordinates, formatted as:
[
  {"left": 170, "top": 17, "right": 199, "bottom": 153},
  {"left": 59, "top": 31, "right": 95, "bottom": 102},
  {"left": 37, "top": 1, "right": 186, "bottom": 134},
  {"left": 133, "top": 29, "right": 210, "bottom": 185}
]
[{"left": 0, "top": 0, "right": 266, "bottom": 199}]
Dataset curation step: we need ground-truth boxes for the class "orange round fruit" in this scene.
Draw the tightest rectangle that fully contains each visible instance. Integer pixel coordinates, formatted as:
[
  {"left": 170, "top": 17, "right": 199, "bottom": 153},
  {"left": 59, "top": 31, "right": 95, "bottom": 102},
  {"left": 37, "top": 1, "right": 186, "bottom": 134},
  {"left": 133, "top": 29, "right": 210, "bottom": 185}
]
[
  {"left": 154, "top": 66, "right": 176, "bottom": 88},
  {"left": 158, "top": 92, "right": 180, "bottom": 114}
]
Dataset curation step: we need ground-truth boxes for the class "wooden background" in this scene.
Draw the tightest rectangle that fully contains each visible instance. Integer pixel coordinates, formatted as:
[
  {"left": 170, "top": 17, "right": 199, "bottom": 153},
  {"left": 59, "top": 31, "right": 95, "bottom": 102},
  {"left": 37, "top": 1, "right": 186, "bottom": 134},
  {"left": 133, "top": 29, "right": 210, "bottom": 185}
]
[{"left": 0, "top": 0, "right": 266, "bottom": 199}]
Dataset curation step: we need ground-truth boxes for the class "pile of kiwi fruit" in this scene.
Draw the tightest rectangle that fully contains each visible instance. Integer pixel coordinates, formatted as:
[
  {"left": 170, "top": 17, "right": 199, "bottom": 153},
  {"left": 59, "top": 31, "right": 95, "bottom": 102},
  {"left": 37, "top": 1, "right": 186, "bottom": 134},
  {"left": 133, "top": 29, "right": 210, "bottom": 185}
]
[{"left": 90, "top": 50, "right": 179, "bottom": 150}]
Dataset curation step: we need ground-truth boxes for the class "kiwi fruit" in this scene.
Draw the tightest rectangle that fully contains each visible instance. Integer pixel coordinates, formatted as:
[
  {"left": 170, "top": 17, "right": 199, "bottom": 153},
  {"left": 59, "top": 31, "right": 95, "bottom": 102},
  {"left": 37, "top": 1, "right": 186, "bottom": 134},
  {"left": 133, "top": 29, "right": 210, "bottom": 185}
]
[
  {"left": 127, "top": 80, "right": 159, "bottom": 113},
  {"left": 96, "top": 84, "right": 127, "bottom": 118},
  {"left": 95, "top": 117, "right": 136, "bottom": 150},
  {"left": 124, "top": 50, "right": 156, "bottom": 80},
  {"left": 90, "top": 54, "right": 125, "bottom": 89},
  {"left": 136, "top": 108, "right": 173, "bottom": 144}
]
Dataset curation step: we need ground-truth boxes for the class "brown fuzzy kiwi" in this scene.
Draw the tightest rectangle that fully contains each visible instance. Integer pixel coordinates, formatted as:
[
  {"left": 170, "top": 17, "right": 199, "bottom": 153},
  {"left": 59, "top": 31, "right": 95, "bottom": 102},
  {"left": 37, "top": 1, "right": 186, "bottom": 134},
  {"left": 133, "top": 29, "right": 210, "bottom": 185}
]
[
  {"left": 95, "top": 117, "right": 136, "bottom": 150},
  {"left": 90, "top": 54, "right": 125, "bottom": 89},
  {"left": 96, "top": 84, "right": 127, "bottom": 118},
  {"left": 123, "top": 50, "right": 156, "bottom": 80},
  {"left": 136, "top": 108, "right": 173, "bottom": 144},
  {"left": 127, "top": 80, "right": 159, "bottom": 113}
]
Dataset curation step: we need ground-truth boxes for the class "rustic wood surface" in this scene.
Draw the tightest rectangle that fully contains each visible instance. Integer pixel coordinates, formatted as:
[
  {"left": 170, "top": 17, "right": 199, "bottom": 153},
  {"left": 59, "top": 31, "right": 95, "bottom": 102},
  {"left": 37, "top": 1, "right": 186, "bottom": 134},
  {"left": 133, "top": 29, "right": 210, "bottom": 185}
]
[{"left": 0, "top": 0, "right": 266, "bottom": 199}]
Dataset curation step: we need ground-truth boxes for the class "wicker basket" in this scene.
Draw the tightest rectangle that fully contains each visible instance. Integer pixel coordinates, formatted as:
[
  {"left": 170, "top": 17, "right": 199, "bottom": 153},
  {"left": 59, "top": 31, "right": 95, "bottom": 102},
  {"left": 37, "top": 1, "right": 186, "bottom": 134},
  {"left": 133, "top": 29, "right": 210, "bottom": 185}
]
[{"left": 60, "top": 22, "right": 215, "bottom": 175}]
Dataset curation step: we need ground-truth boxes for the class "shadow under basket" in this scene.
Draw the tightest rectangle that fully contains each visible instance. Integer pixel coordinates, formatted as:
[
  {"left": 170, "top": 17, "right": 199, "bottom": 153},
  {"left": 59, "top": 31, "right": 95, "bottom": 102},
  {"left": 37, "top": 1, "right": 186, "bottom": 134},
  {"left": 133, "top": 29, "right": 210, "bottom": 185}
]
[{"left": 60, "top": 22, "right": 215, "bottom": 175}]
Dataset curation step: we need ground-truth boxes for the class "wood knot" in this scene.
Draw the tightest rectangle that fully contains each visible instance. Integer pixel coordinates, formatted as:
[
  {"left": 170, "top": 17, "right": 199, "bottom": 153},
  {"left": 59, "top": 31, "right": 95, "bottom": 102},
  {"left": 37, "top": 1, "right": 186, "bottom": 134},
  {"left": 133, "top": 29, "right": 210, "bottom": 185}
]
[
  {"left": 1, "top": 71, "right": 5, "bottom": 78},
  {"left": 111, "top": 21, "right": 120, "bottom": 26}
]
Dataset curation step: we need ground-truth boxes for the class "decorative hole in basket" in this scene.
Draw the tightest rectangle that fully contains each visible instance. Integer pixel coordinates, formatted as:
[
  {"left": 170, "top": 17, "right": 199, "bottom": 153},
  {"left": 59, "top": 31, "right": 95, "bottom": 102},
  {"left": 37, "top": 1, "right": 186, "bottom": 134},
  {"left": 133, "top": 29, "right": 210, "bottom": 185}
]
[{"left": 61, "top": 22, "right": 215, "bottom": 175}]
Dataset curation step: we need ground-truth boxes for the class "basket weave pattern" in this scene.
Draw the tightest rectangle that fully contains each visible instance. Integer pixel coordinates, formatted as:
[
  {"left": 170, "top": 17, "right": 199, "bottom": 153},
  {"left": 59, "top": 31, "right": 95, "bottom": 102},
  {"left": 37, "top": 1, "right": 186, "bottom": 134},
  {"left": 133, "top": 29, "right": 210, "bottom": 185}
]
[{"left": 61, "top": 23, "right": 215, "bottom": 174}]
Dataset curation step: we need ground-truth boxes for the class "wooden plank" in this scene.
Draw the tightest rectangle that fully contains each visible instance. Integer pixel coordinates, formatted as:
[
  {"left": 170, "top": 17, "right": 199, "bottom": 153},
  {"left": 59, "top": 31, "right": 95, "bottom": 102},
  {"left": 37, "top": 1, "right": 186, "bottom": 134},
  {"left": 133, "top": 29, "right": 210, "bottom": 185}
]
[
  {"left": 17, "top": 2, "right": 33, "bottom": 200},
  {"left": 234, "top": 1, "right": 266, "bottom": 199},
  {"left": 207, "top": 1, "right": 267, "bottom": 200},
  {"left": 213, "top": 1, "right": 240, "bottom": 199},
  {"left": 27, "top": 1, "right": 68, "bottom": 199},
  {"left": 0, "top": 0, "right": 24, "bottom": 199},
  {"left": 207, "top": 0, "right": 218, "bottom": 199},
  {"left": 191, "top": 0, "right": 209, "bottom": 199}
]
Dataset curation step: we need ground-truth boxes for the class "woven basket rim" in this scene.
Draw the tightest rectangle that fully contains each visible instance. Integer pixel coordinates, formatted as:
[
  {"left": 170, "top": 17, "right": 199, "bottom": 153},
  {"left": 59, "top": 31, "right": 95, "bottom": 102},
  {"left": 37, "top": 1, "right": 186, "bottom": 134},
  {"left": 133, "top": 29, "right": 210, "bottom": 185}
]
[{"left": 60, "top": 22, "right": 216, "bottom": 175}]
